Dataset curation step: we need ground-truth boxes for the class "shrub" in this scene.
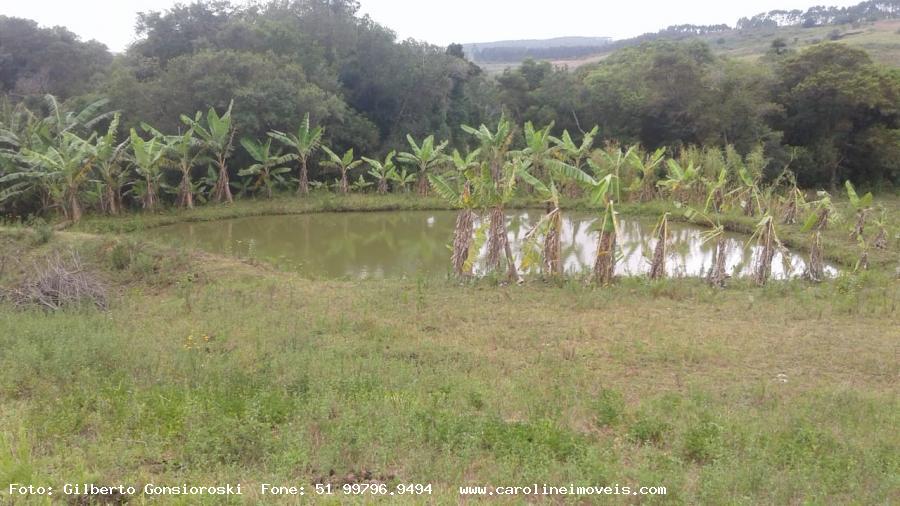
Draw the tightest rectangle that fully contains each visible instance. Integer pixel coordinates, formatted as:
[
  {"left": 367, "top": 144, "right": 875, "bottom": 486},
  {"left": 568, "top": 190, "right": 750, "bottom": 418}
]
[
  {"left": 30, "top": 218, "right": 53, "bottom": 246},
  {"left": 683, "top": 419, "right": 724, "bottom": 462},
  {"left": 593, "top": 388, "right": 625, "bottom": 427},
  {"left": 628, "top": 414, "right": 670, "bottom": 444}
]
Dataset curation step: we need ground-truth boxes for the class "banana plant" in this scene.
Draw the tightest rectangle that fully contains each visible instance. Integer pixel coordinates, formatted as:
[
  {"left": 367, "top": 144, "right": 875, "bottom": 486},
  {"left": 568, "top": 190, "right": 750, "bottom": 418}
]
[
  {"left": 728, "top": 146, "right": 767, "bottom": 216},
  {"left": 268, "top": 113, "right": 324, "bottom": 195},
  {"left": 625, "top": 147, "right": 666, "bottom": 202},
  {"left": 472, "top": 155, "right": 522, "bottom": 281},
  {"left": 550, "top": 126, "right": 598, "bottom": 170},
  {"left": 19, "top": 131, "right": 96, "bottom": 222},
  {"left": 747, "top": 213, "right": 785, "bottom": 286},
  {"left": 659, "top": 158, "right": 702, "bottom": 204},
  {"left": 130, "top": 128, "right": 168, "bottom": 210},
  {"left": 462, "top": 118, "right": 514, "bottom": 183},
  {"left": 362, "top": 151, "right": 396, "bottom": 194},
  {"left": 389, "top": 167, "right": 416, "bottom": 193},
  {"left": 397, "top": 134, "right": 449, "bottom": 196},
  {"left": 845, "top": 180, "right": 873, "bottom": 241},
  {"left": 321, "top": 146, "right": 361, "bottom": 194},
  {"left": 239, "top": 138, "right": 293, "bottom": 199},
  {"left": 429, "top": 149, "right": 486, "bottom": 276},
  {"left": 549, "top": 126, "right": 598, "bottom": 197},
  {"left": 350, "top": 174, "right": 373, "bottom": 193},
  {"left": 91, "top": 113, "right": 130, "bottom": 215},
  {"left": 684, "top": 185, "right": 732, "bottom": 287},
  {"left": 518, "top": 167, "right": 564, "bottom": 276},
  {"left": 142, "top": 122, "right": 207, "bottom": 209},
  {"left": 514, "top": 121, "right": 556, "bottom": 182},
  {"left": 778, "top": 171, "right": 805, "bottom": 224},
  {"left": 41, "top": 95, "right": 115, "bottom": 137},
  {"left": 181, "top": 101, "right": 235, "bottom": 203},
  {"left": 597, "top": 143, "right": 637, "bottom": 202}
]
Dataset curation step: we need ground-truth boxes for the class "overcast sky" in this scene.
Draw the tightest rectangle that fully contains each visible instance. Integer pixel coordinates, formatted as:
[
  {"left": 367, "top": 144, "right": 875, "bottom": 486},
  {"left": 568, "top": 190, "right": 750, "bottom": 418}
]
[{"left": 2, "top": 0, "right": 862, "bottom": 52}]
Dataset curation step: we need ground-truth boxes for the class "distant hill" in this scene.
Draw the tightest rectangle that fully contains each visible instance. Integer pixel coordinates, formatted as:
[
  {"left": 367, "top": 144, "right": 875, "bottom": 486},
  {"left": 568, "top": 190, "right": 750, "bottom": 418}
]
[
  {"left": 462, "top": 37, "right": 612, "bottom": 64},
  {"left": 473, "top": 0, "right": 900, "bottom": 73}
]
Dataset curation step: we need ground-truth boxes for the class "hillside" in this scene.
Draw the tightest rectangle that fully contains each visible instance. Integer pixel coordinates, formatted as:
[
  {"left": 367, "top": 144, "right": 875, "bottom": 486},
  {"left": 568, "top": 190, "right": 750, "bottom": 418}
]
[
  {"left": 477, "top": 19, "right": 900, "bottom": 73},
  {"left": 463, "top": 36, "right": 612, "bottom": 64}
]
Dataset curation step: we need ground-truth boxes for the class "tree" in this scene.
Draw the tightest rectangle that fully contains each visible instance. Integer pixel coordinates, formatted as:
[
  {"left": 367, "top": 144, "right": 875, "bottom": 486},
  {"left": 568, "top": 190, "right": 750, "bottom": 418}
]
[
  {"left": 92, "top": 113, "right": 129, "bottom": 214},
  {"left": 397, "top": 134, "right": 448, "bottom": 196},
  {"left": 0, "top": 16, "right": 112, "bottom": 99},
  {"left": 19, "top": 131, "right": 95, "bottom": 222},
  {"left": 181, "top": 101, "right": 236, "bottom": 203},
  {"left": 429, "top": 148, "right": 482, "bottom": 277},
  {"left": 362, "top": 151, "right": 396, "bottom": 194},
  {"left": 321, "top": 146, "right": 361, "bottom": 194},
  {"left": 774, "top": 43, "right": 900, "bottom": 187},
  {"left": 462, "top": 118, "right": 514, "bottom": 183},
  {"left": 268, "top": 113, "right": 324, "bottom": 195},
  {"left": 130, "top": 128, "right": 167, "bottom": 210},
  {"left": 239, "top": 138, "right": 293, "bottom": 199}
]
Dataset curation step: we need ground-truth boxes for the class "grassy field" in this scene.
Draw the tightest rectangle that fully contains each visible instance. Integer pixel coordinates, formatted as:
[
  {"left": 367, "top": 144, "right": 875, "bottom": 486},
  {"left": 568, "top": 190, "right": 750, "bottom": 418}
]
[{"left": 1, "top": 196, "right": 898, "bottom": 504}]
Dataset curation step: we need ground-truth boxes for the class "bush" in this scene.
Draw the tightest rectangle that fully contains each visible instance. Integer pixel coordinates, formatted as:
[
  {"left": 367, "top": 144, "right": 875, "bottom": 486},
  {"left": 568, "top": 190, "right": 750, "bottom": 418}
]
[
  {"left": 593, "top": 388, "right": 625, "bottom": 427},
  {"left": 30, "top": 218, "right": 53, "bottom": 246},
  {"left": 683, "top": 419, "right": 724, "bottom": 462},
  {"left": 628, "top": 414, "right": 670, "bottom": 444}
]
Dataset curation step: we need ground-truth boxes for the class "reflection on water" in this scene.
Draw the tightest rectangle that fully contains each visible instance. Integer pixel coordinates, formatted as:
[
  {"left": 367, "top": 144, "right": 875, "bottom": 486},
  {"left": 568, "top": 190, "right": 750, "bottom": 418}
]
[{"left": 146, "top": 210, "right": 837, "bottom": 280}]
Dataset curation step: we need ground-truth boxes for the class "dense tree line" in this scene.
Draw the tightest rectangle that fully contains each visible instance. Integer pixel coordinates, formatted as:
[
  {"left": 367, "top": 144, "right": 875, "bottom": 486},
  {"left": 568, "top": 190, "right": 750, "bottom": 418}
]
[
  {"left": 493, "top": 42, "right": 899, "bottom": 188},
  {"left": 0, "top": 16, "right": 111, "bottom": 100},
  {"left": 737, "top": 0, "right": 900, "bottom": 30},
  {"left": 1, "top": 0, "right": 899, "bottom": 217}
]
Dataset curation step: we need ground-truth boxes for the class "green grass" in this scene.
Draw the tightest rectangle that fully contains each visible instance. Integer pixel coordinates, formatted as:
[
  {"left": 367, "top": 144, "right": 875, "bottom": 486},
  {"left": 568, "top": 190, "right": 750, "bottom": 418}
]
[{"left": 1, "top": 197, "right": 898, "bottom": 504}]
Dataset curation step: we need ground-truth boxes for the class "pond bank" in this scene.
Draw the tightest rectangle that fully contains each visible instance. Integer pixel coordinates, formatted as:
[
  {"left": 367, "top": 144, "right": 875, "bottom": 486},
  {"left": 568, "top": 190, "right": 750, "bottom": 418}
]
[{"left": 64, "top": 193, "right": 897, "bottom": 271}]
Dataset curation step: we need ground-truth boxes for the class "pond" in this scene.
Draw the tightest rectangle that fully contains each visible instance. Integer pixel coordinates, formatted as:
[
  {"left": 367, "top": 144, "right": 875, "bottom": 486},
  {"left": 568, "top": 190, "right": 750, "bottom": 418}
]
[{"left": 145, "top": 210, "right": 836, "bottom": 280}]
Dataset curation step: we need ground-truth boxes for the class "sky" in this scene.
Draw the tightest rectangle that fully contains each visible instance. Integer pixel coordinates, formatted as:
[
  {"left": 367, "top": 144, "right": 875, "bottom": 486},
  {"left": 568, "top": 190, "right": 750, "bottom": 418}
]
[{"left": 1, "top": 0, "right": 863, "bottom": 52}]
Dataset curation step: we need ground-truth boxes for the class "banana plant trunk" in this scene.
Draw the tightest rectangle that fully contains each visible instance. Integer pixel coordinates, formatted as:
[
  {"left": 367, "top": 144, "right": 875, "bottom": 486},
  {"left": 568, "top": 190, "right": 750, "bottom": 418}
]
[
  {"left": 178, "top": 170, "right": 194, "bottom": 209},
  {"left": 593, "top": 204, "right": 617, "bottom": 285},
  {"left": 451, "top": 209, "right": 475, "bottom": 277},
  {"left": 850, "top": 209, "right": 867, "bottom": 241},
  {"left": 103, "top": 185, "right": 120, "bottom": 215},
  {"left": 143, "top": 179, "right": 158, "bottom": 210},
  {"left": 340, "top": 171, "right": 349, "bottom": 194},
  {"left": 416, "top": 173, "right": 429, "bottom": 196},
  {"left": 649, "top": 216, "right": 668, "bottom": 280},
  {"left": 486, "top": 206, "right": 517, "bottom": 281},
  {"left": 68, "top": 191, "right": 82, "bottom": 223},
  {"left": 753, "top": 220, "right": 776, "bottom": 286},
  {"left": 543, "top": 207, "right": 562, "bottom": 276},
  {"left": 298, "top": 159, "right": 309, "bottom": 195},
  {"left": 377, "top": 178, "right": 388, "bottom": 195},
  {"left": 212, "top": 158, "right": 233, "bottom": 203},
  {"left": 806, "top": 231, "right": 824, "bottom": 282},
  {"left": 592, "top": 228, "right": 616, "bottom": 285},
  {"left": 707, "top": 237, "right": 728, "bottom": 288}
]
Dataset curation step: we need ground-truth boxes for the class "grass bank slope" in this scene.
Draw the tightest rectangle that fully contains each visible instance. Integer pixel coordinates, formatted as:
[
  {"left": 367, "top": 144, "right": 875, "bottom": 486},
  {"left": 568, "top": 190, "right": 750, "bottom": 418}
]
[{"left": 0, "top": 225, "right": 897, "bottom": 504}]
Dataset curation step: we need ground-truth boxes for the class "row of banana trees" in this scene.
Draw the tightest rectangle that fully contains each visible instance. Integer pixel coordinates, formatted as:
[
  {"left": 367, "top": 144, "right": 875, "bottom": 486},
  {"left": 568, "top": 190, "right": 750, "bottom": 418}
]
[
  {"left": 0, "top": 96, "right": 462, "bottom": 220},
  {"left": 0, "top": 96, "right": 889, "bottom": 284},
  {"left": 0, "top": 95, "right": 795, "bottom": 223},
  {"left": 427, "top": 118, "right": 889, "bottom": 286}
]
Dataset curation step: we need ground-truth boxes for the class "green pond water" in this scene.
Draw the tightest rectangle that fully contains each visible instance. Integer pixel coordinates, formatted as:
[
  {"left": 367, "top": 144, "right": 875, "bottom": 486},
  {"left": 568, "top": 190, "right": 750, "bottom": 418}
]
[{"left": 145, "top": 210, "right": 835, "bottom": 280}]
